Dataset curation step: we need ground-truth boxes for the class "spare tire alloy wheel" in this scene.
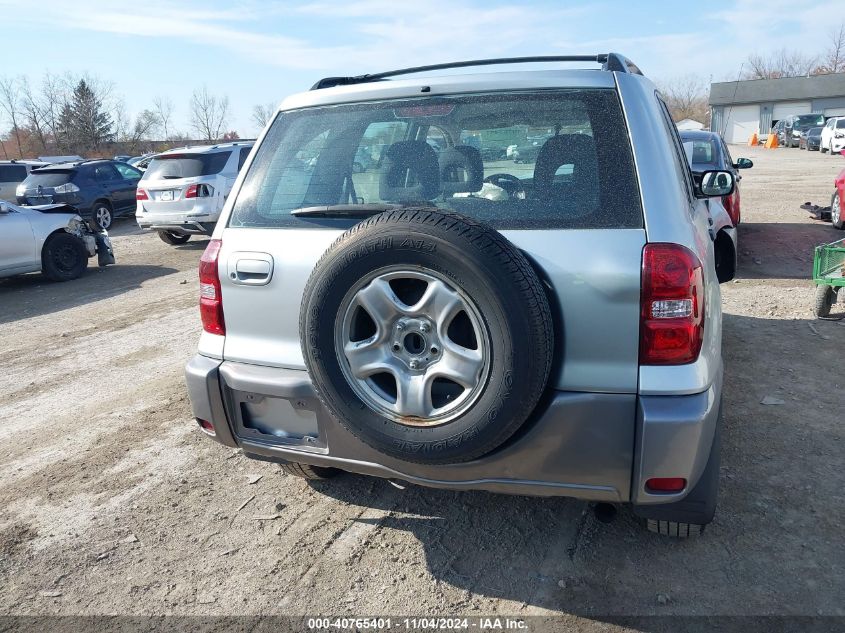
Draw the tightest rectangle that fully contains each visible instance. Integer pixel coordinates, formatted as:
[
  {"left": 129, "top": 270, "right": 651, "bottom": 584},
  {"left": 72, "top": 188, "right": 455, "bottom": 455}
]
[
  {"left": 337, "top": 267, "right": 491, "bottom": 425},
  {"left": 300, "top": 208, "right": 554, "bottom": 465}
]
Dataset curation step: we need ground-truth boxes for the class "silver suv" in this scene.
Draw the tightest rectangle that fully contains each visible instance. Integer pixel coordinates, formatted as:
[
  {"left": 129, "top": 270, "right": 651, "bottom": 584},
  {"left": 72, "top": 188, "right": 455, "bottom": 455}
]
[
  {"left": 0, "top": 160, "right": 47, "bottom": 200},
  {"left": 135, "top": 141, "right": 253, "bottom": 245},
  {"left": 185, "top": 55, "right": 736, "bottom": 537}
]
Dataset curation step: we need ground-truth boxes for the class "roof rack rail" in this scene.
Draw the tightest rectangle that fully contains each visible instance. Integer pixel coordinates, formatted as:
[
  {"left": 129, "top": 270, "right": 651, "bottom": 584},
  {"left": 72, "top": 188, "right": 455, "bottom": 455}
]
[{"left": 311, "top": 53, "right": 642, "bottom": 90}]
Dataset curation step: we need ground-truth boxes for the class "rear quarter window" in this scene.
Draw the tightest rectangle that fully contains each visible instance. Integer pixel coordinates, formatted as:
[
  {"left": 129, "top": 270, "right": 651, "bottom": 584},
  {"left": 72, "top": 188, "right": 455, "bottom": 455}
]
[
  {"left": 229, "top": 89, "right": 642, "bottom": 231},
  {"left": 0, "top": 165, "right": 27, "bottom": 181}
]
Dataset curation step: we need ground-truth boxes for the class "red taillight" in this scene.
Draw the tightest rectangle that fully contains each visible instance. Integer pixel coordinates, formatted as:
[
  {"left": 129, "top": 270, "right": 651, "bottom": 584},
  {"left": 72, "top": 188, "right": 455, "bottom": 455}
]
[
  {"left": 199, "top": 239, "right": 225, "bottom": 335},
  {"left": 136, "top": 188, "right": 148, "bottom": 201},
  {"left": 640, "top": 243, "right": 705, "bottom": 365},
  {"left": 721, "top": 191, "right": 739, "bottom": 225},
  {"left": 185, "top": 184, "right": 213, "bottom": 199},
  {"left": 646, "top": 477, "right": 686, "bottom": 492}
]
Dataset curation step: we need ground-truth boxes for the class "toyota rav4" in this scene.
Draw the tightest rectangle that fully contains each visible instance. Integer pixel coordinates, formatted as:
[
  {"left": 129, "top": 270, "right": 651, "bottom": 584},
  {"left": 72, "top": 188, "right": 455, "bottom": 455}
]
[{"left": 185, "top": 54, "right": 736, "bottom": 537}]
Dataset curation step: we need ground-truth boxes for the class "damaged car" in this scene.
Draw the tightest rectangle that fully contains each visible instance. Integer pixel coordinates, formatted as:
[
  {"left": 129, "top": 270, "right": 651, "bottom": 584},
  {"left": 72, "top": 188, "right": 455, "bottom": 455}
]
[{"left": 0, "top": 201, "right": 114, "bottom": 282}]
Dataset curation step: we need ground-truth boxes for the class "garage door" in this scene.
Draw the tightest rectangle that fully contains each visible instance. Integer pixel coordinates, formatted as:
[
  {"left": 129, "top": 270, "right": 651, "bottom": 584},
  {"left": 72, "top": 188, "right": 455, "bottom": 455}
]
[
  {"left": 722, "top": 104, "right": 760, "bottom": 143},
  {"left": 824, "top": 107, "right": 845, "bottom": 117},
  {"left": 773, "top": 102, "right": 811, "bottom": 120}
]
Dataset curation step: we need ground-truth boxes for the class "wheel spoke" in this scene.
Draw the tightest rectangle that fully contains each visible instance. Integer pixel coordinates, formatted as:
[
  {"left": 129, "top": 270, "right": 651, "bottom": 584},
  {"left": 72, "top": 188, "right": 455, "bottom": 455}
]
[
  {"left": 343, "top": 340, "right": 396, "bottom": 379},
  {"left": 355, "top": 278, "right": 405, "bottom": 325},
  {"left": 414, "top": 279, "right": 463, "bottom": 330},
  {"left": 394, "top": 373, "right": 433, "bottom": 418},
  {"left": 432, "top": 341, "right": 484, "bottom": 388}
]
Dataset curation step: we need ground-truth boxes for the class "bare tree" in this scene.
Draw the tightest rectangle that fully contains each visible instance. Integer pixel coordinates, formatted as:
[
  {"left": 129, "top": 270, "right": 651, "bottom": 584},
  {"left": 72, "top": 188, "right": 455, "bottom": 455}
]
[
  {"left": 190, "top": 86, "right": 230, "bottom": 142},
  {"left": 113, "top": 100, "right": 130, "bottom": 143},
  {"left": 251, "top": 102, "right": 275, "bottom": 131},
  {"left": 19, "top": 77, "right": 49, "bottom": 152},
  {"left": 818, "top": 22, "right": 845, "bottom": 74},
  {"left": 40, "top": 72, "right": 73, "bottom": 147},
  {"left": 744, "top": 48, "right": 818, "bottom": 79},
  {"left": 658, "top": 75, "right": 710, "bottom": 125},
  {"left": 153, "top": 96, "right": 174, "bottom": 140},
  {"left": 0, "top": 76, "right": 24, "bottom": 157},
  {"left": 130, "top": 110, "right": 159, "bottom": 148}
]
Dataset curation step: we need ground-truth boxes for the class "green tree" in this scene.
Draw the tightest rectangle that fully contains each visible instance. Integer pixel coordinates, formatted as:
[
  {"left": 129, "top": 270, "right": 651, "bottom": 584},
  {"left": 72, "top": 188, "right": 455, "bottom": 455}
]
[{"left": 59, "top": 79, "right": 114, "bottom": 153}]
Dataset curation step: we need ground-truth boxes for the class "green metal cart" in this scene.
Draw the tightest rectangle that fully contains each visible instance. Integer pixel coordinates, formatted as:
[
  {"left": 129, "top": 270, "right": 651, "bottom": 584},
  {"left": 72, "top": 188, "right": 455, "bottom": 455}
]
[{"left": 813, "top": 237, "right": 845, "bottom": 317}]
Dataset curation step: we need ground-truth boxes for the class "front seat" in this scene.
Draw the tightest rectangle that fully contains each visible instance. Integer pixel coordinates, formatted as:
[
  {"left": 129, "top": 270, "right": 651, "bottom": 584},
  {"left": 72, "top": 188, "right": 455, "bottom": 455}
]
[
  {"left": 533, "top": 134, "right": 599, "bottom": 211},
  {"left": 438, "top": 145, "right": 483, "bottom": 197},
  {"left": 379, "top": 141, "right": 440, "bottom": 203}
]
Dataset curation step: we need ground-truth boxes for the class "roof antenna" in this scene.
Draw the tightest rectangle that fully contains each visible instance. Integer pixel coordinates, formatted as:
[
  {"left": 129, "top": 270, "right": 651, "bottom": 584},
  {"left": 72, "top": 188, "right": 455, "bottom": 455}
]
[{"left": 720, "top": 62, "right": 744, "bottom": 138}]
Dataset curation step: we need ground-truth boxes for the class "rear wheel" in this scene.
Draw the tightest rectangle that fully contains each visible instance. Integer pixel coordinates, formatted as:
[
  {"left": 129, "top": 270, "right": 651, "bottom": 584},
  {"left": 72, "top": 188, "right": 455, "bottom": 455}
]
[
  {"left": 41, "top": 232, "right": 88, "bottom": 281},
  {"left": 91, "top": 201, "right": 113, "bottom": 230},
  {"left": 832, "top": 192, "right": 844, "bottom": 230},
  {"left": 281, "top": 462, "right": 338, "bottom": 480},
  {"left": 814, "top": 285, "right": 836, "bottom": 318},
  {"left": 157, "top": 230, "right": 191, "bottom": 245}
]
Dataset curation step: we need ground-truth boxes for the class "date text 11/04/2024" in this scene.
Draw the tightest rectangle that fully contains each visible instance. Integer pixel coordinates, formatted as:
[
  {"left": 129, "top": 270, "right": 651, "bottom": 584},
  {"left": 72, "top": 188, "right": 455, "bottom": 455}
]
[{"left": 306, "top": 617, "right": 529, "bottom": 630}]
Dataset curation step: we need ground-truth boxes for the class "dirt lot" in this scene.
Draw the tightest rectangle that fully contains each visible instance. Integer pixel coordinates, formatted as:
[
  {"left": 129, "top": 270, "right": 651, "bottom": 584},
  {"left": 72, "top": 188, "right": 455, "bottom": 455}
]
[{"left": 1, "top": 145, "right": 844, "bottom": 628}]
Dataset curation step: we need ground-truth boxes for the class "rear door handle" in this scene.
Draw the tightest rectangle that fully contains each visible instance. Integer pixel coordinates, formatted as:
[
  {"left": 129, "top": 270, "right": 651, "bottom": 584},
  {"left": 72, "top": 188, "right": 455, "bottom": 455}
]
[{"left": 227, "top": 252, "right": 274, "bottom": 286}]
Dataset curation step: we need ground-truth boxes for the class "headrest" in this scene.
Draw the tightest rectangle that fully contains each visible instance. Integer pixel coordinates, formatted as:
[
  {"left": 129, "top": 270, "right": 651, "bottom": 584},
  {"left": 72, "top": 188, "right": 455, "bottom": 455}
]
[
  {"left": 438, "top": 145, "right": 483, "bottom": 196},
  {"left": 379, "top": 141, "right": 439, "bottom": 202},
  {"left": 692, "top": 145, "right": 710, "bottom": 163},
  {"left": 533, "top": 134, "right": 597, "bottom": 194}
]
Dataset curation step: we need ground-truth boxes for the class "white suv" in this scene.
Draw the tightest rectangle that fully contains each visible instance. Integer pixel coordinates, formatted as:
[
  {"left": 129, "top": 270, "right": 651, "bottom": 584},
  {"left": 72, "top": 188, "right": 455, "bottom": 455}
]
[
  {"left": 135, "top": 141, "right": 254, "bottom": 245},
  {"left": 820, "top": 116, "right": 845, "bottom": 155}
]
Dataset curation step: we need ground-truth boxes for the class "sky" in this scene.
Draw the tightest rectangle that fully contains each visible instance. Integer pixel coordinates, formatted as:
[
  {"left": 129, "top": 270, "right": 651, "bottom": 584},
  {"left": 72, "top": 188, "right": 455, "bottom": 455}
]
[{"left": 0, "top": 0, "right": 842, "bottom": 136}]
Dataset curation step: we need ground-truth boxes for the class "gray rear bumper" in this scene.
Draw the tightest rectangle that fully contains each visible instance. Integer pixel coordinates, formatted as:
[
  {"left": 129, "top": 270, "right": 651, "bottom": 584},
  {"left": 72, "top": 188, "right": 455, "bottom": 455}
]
[
  {"left": 185, "top": 355, "right": 721, "bottom": 504},
  {"left": 137, "top": 221, "right": 215, "bottom": 235}
]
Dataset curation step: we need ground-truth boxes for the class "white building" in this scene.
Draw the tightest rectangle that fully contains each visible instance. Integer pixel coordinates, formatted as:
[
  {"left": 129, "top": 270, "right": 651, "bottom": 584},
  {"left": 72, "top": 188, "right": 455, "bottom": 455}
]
[
  {"left": 676, "top": 119, "right": 704, "bottom": 131},
  {"left": 710, "top": 73, "right": 845, "bottom": 143}
]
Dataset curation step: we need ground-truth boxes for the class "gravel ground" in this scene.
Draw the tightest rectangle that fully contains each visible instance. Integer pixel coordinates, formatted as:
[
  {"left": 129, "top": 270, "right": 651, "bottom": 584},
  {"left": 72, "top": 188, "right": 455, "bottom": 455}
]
[{"left": 1, "top": 145, "right": 844, "bottom": 629}]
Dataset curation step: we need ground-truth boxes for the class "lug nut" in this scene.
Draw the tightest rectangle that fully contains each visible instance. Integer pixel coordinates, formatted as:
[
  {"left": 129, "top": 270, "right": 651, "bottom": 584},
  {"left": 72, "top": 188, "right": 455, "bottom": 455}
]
[
  {"left": 420, "top": 323, "right": 430, "bottom": 333},
  {"left": 409, "top": 360, "right": 418, "bottom": 369},
  {"left": 396, "top": 322, "right": 405, "bottom": 331}
]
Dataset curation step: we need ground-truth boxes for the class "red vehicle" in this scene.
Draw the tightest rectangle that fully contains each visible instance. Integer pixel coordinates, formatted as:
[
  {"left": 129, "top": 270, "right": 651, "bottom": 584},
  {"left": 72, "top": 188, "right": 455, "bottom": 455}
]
[{"left": 832, "top": 168, "right": 845, "bottom": 230}]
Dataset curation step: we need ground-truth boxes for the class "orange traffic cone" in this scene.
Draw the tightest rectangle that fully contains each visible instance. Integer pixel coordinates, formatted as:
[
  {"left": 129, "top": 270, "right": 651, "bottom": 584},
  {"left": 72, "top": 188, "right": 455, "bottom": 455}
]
[
  {"left": 748, "top": 132, "right": 758, "bottom": 146},
  {"left": 764, "top": 133, "right": 778, "bottom": 149}
]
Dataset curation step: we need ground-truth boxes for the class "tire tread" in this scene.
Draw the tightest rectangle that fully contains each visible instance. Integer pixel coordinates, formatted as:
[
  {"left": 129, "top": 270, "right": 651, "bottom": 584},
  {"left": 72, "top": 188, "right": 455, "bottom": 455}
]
[
  {"left": 646, "top": 519, "right": 703, "bottom": 538},
  {"left": 281, "top": 462, "right": 338, "bottom": 480}
]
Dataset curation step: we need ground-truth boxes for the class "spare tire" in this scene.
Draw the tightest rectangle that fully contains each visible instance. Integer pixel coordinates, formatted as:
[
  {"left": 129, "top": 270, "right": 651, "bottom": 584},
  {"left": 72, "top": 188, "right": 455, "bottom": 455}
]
[{"left": 300, "top": 208, "right": 553, "bottom": 465}]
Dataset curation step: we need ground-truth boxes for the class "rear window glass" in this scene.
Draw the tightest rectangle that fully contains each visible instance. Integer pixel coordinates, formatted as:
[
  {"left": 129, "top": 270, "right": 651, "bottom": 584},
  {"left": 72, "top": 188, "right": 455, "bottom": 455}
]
[
  {"left": 682, "top": 139, "right": 718, "bottom": 168},
  {"left": 142, "top": 151, "right": 231, "bottom": 180},
  {"left": 794, "top": 114, "right": 824, "bottom": 127},
  {"left": 23, "top": 170, "right": 74, "bottom": 187},
  {"left": 229, "top": 90, "right": 642, "bottom": 230},
  {"left": 0, "top": 165, "right": 27, "bottom": 181}
]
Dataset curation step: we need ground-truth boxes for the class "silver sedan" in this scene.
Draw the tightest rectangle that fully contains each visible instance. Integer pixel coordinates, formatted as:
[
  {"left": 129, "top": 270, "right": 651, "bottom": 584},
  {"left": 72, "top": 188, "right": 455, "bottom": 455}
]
[{"left": 0, "top": 201, "right": 113, "bottom": 281}]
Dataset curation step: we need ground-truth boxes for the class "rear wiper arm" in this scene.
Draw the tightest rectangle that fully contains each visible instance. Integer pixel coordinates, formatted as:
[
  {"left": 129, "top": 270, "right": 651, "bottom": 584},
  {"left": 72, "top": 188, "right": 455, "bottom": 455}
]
[{"left": 290, "top": 203, "right": 402, "bottom": 217}]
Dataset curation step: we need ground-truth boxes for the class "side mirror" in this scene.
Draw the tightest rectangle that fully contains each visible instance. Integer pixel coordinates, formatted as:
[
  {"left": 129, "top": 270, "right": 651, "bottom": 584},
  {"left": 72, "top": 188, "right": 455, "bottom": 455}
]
[
  {"left": 734, "top": 158, "right": 753, "bottom": 169},
  {"left": 698, "top": 170, "right": 735, "bottom": 197}
]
